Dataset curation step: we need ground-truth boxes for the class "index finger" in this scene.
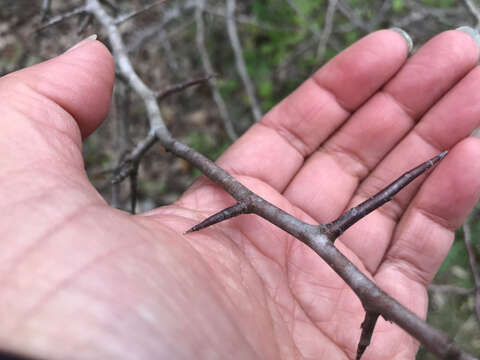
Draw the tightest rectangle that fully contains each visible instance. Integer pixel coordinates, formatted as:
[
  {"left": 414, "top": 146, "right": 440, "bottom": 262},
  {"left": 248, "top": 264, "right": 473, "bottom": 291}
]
[{"left": 215, "top": 29, "right": 410, "bottom": 191}]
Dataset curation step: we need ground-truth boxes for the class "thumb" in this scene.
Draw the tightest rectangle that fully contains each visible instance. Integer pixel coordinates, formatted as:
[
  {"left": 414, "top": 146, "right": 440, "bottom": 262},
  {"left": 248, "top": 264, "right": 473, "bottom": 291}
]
[{"left": 0, "top": 38, "right": 114, "bottom": 197}]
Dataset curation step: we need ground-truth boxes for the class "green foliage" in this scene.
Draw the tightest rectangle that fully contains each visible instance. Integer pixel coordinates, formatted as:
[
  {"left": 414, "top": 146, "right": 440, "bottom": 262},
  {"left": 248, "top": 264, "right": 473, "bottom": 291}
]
[
  {"left": 392, "top": 0, "right": 404, "bottom": 12},
  {"left": 421, "top": 0, "right": 456, "bottom": 7}
]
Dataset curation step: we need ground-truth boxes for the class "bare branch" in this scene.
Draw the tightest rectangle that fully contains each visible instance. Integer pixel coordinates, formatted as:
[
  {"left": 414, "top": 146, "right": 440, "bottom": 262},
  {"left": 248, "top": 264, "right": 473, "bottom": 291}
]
[
  {"left": 111, "top": 132, "right": 157, "bottom": 185},
  {"left": 114, "top": 1, "right": 166, "bottom": 25},
  {"left": 204, "top": 6, "right": 292, "bottom": 32},
  {"left": 316, "top": 0, "right": 338, "bottom": 62},
  {"left": 77, "top": 13, "right": 93, "bottom": 35},
  {"left": 336, "top": 0, "right": 372, "bottom": 32},
  {"left": 86, "top": 0, "right": 170, "bottom": 137},
  {"left": 226, "top": 0, "right": 262, "bottom": 122},
  {"left": 99, "top": 0, "right": 120, "bottom": 14},
  {"left": 40, "top": 0, "right": 52, "bottom": 21},
  {"left": 463, "top": 0, "right": 480, "bottom": 30},
  {"left": 37, "top": 6, "right": 87, "bottom": 31},
  {"left": 325, "top": 151, "right": 448, "bottom": 240},
  {"left": 195, "top": 0, "right": 237, "bottom": 140},
  {"left": 429, "top": 284, "right": 475, "bottom": 296},
  {"left": 155, "top": 74, "right": 216, "bottom": 101},
  {"left": 463, "top": 220, "right": 480, "bottom": 321}
]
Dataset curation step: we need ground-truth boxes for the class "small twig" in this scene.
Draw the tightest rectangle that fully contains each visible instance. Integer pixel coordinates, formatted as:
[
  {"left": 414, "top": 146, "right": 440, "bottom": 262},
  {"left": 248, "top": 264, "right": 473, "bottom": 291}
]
[
  {"left": 40, "top": 0, "right": 52, "bottom": 21},
  {"left": 111, "top": 132, "right": 157, "bottom": 185},
  {"left": 226, "top": 0, "right": 262, "bottom": 122},
  {"left": 428, "top": 284, "right": 475, "bottom": 296},
  {"left": 155, "top": 74, "right": 216, "bottom": 101},
  {"left": 463, "top": 0, "right": 480, "bottom": 30},
  {"left": 336, "top": 0, "right": 372, "bottom": 32},
  {"left": 115, "top": 1, "right": 166, "bottom": 25},
  {"left": 325, "top": 151, "right": 448, "bottom": 240},
  {"left": 111, "top": 80, "right": 131, "bottom": 209},
  {"left": 356, "top": 312, "right": 380, "bottom": 360},
  {"left": 463, "top": 220, "right": 480, "bottom": 321},
  {"left": 316, "top": 0, "right": 338, "bottom": 62},
  {"left": 195, "top": 0, "right": 237, "bottom": 140},
  {"left": 204, "top": 5, "right": 293, "bottom": 32},
  {"left": 37, "top": 6, "right": 87, "bottom": 31},
  {"left": 99, "top": 0, "right": 120, "bottom": 14},
  {"left": 77, "top": 13, "right": 93, "bottom": 35}
]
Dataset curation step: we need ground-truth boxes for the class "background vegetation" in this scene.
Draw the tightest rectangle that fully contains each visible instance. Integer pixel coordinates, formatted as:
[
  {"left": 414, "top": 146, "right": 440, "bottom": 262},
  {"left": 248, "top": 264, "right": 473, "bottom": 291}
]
[{"left": 1, "top": 0, "right": 479, "bottom": 358}]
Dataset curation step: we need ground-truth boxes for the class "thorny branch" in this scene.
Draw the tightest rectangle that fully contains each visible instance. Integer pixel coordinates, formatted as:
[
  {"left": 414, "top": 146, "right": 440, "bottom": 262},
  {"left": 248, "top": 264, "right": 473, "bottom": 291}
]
[{"left": 40, "top": 1, "right": 479, "bottom": 359}]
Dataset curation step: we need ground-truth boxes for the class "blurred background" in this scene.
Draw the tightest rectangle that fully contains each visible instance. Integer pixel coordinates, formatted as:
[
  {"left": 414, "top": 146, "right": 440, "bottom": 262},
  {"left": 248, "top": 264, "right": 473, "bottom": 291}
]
[{"left": 0, "top": 0, "right": 479, "bottom": 358}]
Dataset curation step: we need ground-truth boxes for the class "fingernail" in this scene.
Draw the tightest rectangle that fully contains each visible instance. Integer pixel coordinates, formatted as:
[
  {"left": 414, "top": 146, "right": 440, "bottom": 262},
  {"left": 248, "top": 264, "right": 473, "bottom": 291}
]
[
  {"left": 456, "top": 26, "right": 480, "bottom": 49},
  {"left": 390, "top": 28, "right": 413, "bottom": 54},
  {"left": 66, "top": 34, "right": 97, "bottom": 53}
]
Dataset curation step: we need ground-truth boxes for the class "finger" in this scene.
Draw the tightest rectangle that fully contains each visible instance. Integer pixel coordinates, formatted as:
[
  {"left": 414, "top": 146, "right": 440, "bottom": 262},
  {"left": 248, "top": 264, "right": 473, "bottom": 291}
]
[
  {"left": 213, "top": 30, "right": 410, "bottom": 192},
  {"left": 282, "top": 30, "right": 480, "bottom": 225},
  {"left": 0, "top": 40, "right": 115, "bottom": 283},
  {"left": 373, "top": 138, "right": 480, "bottom": 322},
  {"left": 0, "top": 39, "right": 114, "bottom": 174},
  {"left": 339, "top": 62, "right": 480, "bottom": 272}
]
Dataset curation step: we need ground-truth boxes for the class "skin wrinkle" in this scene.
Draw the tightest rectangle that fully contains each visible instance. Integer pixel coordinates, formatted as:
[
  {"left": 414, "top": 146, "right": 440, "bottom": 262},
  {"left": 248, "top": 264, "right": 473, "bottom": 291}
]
[
  {"left": 237, "top": 251, "right": 281, "bottom": 360},
  {"left": 414, "top": 204, "right": 458, "bottom": 233},
  {"left": 1, "top": 80, "right": 82, "bottom": 147},
  {"left": 284, "top": 244, "right": 351, "bottom": 357},
  {"left": 259, "top": 121, "right": 309, "bottom": 159},
  {"left": 319, "top": 38, "right": 406, "bottom": 110},
  {"left": 379, "top": 90, "right": 417, "bottom": 126},
  {"left": 309, "top": 72, "right": 352, "bottom": 115},
  {"left": 14, "top": 242, "right": 191, "bottom": 359},
  {"left": 213, "top": 209, "right": 339, "bottom": 358},
  {"left": 0, "top": 201, "right": 107, "bottom": 287},
  {"left": 11, "top": 236, "right": 151, "bottom": 334},
  {"left": 264, "top": 78, "right": 351, "bottom": 157},
  {"left": 321, "top": 143, "right": 371, "bottom": 185},
  {"left": 13, "top": 219, "right": 259, "bottom": 359},
  {"left": 141, "top": 215, "right": 273, "bottom": 358},
  {"left": 217, "top": 128, "right": 304, "bottom": 193},
  {"left": 0, "top": 162, "right": 95, "bottom": 204}
]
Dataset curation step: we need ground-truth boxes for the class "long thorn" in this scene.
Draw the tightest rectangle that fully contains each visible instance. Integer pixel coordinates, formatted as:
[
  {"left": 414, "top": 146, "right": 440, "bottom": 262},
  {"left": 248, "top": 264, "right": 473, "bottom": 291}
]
[
  {"left": 325, "top": 151, "right": 448, "bottom": 240},
  {"left": 185, "top": 201, "right": 249, "bottom": 234}
]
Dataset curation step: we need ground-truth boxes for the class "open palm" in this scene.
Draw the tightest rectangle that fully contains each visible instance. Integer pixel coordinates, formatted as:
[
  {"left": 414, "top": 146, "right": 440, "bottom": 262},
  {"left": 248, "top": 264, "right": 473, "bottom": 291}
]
[{"left": 1, "top": 29, "right": 480, "bottom": 360}]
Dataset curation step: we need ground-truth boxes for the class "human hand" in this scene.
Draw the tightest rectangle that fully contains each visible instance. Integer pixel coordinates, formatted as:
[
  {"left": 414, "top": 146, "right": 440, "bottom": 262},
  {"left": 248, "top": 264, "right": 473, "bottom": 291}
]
[{"left": 1, "top": 29, "right": 479, "bottom": 360}]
